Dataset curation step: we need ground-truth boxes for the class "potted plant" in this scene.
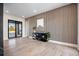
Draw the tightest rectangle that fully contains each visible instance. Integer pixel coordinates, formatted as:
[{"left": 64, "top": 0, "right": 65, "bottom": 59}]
[{"left": 46, "top": 32, "right": 51, "bottom": 40}]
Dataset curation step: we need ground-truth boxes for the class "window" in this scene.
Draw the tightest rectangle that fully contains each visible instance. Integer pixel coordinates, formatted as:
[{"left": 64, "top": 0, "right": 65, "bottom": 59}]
[{"left": 37, "top": 18, "right": 44, "bottom": 27}]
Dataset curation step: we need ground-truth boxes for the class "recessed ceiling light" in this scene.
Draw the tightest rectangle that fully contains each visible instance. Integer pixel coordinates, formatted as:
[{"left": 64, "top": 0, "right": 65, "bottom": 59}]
[
  {"left": 6, "top": 10, "right": 9, "bottom": 13},
  {"left": 33, "top": 10, "right": 37, "bottom": 13},
  {"left": 22, "top": 16, "right": 25, "bottom": 18}
]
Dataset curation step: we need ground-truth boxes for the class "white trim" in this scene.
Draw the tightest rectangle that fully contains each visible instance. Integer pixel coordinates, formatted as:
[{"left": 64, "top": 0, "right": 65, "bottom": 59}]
[
  {"left": 48, "top": 40, "right": 78, "bottom": 48},
  {"left": 28, "top": 36, "right": 33, "bottom": 39}
]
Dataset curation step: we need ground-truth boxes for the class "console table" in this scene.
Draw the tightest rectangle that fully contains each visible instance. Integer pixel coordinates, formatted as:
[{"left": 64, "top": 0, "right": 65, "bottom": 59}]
[{"left": 32, "top": 32, "right": 47, "bottom": 42}]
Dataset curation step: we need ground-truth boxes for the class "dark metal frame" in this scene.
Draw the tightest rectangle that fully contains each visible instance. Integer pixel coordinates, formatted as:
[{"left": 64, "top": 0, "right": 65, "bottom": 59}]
[
  {"left": 8, "top": 20, "right": 22, "bottom": 39},
  {"left": 0, "top": 3, "right": 3, "bottom": 56}
]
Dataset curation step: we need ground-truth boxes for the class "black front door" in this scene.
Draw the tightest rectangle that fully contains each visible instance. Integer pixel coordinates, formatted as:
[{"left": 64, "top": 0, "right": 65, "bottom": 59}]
[{"left": 8, "top": 20, "right": 22, "bottom": 39}]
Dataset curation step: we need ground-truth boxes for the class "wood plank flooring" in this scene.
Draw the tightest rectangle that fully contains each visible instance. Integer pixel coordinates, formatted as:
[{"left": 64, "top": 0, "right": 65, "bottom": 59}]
[{"left": 4, "top": 37, "right": 79, "bottom": 56}]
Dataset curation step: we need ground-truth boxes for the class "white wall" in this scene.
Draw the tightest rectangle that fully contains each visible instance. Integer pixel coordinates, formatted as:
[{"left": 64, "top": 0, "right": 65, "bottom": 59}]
[
  {"left": 25, "top": 20, "right": 29, "bottom": 36},
  {"left": 3, "top": 13, "right": 26, "bottom": 40}
]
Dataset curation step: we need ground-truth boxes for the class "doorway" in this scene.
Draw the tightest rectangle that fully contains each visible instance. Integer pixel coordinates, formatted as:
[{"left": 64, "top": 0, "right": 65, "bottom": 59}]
[{"left": 8, "top": 20, "right": 22, "bottom": 39}]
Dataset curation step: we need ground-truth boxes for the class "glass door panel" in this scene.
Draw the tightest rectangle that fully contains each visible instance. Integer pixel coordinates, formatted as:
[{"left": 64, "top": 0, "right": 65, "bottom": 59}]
[
  {"left": 16, "top": 22, "right": 22, "bottom": 37},
  {"left": 8, "top": 20, "right": 15, "bottom": 39}
]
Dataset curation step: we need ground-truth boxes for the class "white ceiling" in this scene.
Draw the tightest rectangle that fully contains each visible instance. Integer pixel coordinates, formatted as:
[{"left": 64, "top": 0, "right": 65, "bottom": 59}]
[{"left": 4, "top": 3, "right": 70, "bottom": 18}]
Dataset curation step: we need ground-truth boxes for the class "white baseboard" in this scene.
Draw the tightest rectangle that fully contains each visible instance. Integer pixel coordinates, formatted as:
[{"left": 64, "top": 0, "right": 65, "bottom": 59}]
[
  {"left": 28, "top": 36, "right": 33, "bottom": 39},
  {"left": 48, "top": 40, "right": 78, "bottom": 48}
]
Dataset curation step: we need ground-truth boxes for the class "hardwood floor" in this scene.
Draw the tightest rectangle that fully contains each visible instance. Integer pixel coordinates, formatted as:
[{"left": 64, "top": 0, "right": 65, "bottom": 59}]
[{"left": 4, "top": 37, "right": 79, "bottom": 56}]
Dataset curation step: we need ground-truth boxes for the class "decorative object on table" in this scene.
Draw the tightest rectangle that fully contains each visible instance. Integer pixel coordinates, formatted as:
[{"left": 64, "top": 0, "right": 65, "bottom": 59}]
[
  {"left": 37, "top": 25, "right": 44, "bottom": 33},
  {"left": 33, "top": 26, "right": 37, "bottom": 33}
]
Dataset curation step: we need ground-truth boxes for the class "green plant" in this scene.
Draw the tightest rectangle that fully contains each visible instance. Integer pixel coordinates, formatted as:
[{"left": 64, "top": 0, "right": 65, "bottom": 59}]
[{"left": 46, "top": 32, "right": 50, "bottom": 39}]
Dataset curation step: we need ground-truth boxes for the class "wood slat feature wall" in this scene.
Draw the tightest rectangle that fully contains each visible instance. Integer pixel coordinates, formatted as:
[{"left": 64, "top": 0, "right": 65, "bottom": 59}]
[{"left": 26, "top": 4, "right": 77, "bottom": 44}]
